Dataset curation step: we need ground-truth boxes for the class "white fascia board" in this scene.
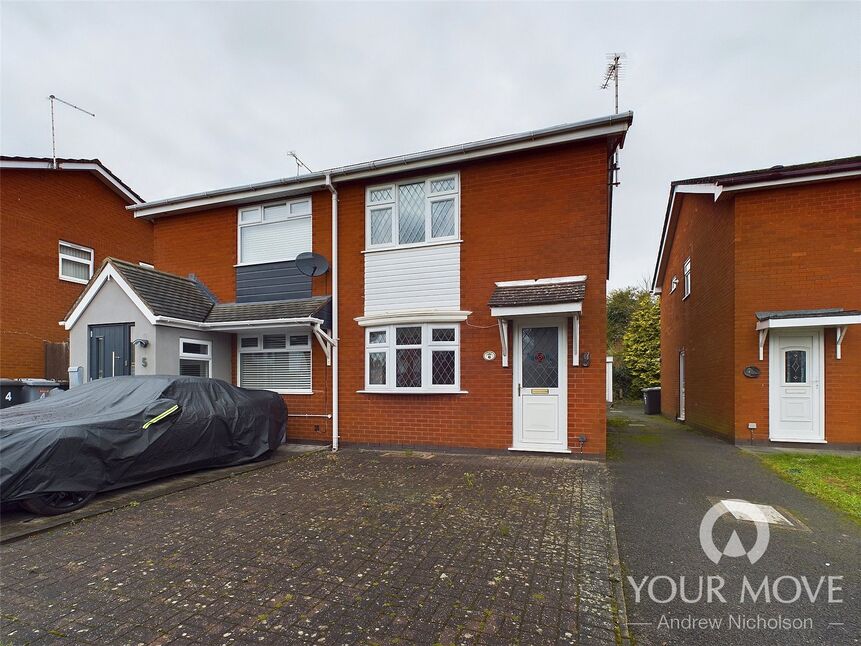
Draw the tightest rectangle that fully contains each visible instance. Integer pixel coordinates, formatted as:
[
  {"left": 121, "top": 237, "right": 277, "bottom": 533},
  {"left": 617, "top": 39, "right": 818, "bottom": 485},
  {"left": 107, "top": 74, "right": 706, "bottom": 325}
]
[
  {"left": 355, "top": 310, "right": 472, "bottom": 327},
  {"left": 58, "top": 162, "right": 141, "bottom": 204},
  {"left": 63, "top": 265, "right": 157, "bottom": 330},
  {"left": 1, "top": 159, "right": 141, "bottom": 204},
  {"left": 129, "top": 121, "right": 630, "bottom": 219},
  {"left": 152, "top": 316, "right": 325, "bottom": 331},
  {"left": 0, "top": 160, "right": 53, "bottom": 170},
  {"left": 131, "top": 180, "right": 325, "bottom": 218},
  {"left": 490, "top": 302, "right": 583, "bottom": 317},
  {"left": 756, "top": 314, "right": 861, "bottom": 330},
  {"left": 652, "top": 183, "right": 720, "bottom": 291},
  {"left": 495, "top": 275, "right": 587, "bottom": 288},
  {"left": 329, "top": 123, "right": 630, "bottom": 184},
  {"left": 722, "top": 170, "right": 861, "bottom": 196}
]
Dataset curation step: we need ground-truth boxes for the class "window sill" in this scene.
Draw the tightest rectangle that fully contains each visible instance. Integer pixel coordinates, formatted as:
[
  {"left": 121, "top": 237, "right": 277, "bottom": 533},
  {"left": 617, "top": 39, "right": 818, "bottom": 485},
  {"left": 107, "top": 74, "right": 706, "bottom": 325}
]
[
  {"left": 362, "top": 239, "right": 463, "bottom": 254},
  {"left": 60, "top": 275, "right": 91, "bottom": 285},
  {"left": 241, "top": 388, "right": 314, "bottom": 395},
  {"left": 234, "top": 259, "right": 299, "bottom": 268},
  {"left": 357, "top": 389, "right": 468, "bottom": 395}
]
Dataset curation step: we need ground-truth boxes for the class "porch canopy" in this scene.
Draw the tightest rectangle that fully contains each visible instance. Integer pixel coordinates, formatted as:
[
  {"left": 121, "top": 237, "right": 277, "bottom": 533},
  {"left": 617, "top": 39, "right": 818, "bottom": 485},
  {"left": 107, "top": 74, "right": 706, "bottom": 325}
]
[
  {"left": 755, "top": 308, "right": 861, "bottom": 360},
  {"left": 489, "top": 276, "right": 586, "bottom": 367}
]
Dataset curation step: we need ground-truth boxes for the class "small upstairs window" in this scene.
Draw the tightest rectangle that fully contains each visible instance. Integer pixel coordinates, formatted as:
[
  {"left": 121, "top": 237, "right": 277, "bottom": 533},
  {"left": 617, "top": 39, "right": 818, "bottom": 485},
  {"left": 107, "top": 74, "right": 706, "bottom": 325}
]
[
  {"left": 683, "top": 257, "right": 691, "bottom": 299},
  {"left": 238, "top": 197, "right": 312, "bottom": 265},
  {"left": 59, "top": 241, "right": 94, "bottom": 284},
  {"left": 366, "top": 174, "right": 459, "bottom": 250}
]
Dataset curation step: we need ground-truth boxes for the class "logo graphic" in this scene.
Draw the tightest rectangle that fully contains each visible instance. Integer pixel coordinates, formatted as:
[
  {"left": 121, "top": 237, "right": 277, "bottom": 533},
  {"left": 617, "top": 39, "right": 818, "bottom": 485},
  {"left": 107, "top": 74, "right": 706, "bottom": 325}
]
[{"left": 699, "top": 500, "right": 770, "bottom": 564}]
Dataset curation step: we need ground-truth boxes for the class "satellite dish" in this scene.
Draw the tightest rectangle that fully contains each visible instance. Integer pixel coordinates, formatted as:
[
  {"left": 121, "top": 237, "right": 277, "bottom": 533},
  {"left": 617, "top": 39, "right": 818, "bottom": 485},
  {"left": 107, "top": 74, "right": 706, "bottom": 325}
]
[{"left": 295, "top": 252, "right": 330, "bottom": 277}]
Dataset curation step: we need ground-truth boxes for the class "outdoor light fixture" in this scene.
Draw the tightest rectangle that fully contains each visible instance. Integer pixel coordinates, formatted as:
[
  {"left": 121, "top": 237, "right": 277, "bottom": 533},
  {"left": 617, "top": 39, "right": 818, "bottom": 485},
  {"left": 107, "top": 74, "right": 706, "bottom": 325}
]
[{"left": 132, "top": 338, "right": 149, "bottom": 348}]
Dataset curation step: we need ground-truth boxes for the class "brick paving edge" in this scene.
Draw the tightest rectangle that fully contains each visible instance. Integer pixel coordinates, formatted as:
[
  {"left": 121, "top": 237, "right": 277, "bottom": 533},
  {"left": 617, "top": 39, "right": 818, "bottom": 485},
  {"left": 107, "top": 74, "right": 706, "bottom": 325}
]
[{"left": 606, "top": 505, "right": 632, "bottom": 645}]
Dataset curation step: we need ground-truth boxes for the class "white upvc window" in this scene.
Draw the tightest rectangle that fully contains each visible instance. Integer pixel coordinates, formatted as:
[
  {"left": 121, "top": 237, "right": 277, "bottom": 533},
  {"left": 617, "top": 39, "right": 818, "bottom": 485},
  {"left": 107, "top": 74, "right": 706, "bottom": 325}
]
[
  {"left": 238, "top": 330, "right": 312, "bottom": 394},
  {"left": 364, "top": 323, "right": 460, "bottom": 392},
  {"left": 365, "top": 173, "right": 459, "bottom": 250},
  {"left": 683, "top": 257, "right": 692, "bottom": 299},
  {"left": 237, "top": 197, "right": 312, "bottom": 265},
  {"left": 179, "top": 338, "right": 212, "bottom": 378},
  {"left": 58, "top": 241, "right": 94, "bottom": 284}
]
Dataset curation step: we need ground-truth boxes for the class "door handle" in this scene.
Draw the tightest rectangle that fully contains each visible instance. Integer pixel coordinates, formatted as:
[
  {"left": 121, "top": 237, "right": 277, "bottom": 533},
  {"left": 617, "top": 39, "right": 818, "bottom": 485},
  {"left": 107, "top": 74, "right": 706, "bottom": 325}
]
[
  {"left": 111, "top": 351, "right": 116, "bottom": 377},
  {"left": 518, "top": 384, "right": 522, "bottom": 396}
]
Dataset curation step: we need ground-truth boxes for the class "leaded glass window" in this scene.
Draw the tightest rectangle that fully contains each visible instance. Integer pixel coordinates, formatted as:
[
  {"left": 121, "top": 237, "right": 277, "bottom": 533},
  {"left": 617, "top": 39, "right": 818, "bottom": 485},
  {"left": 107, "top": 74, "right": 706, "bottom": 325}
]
[
  {"left": 521, "top": 327, "right": 559, "bottom": 388},
  {"left": 785, "top": 350, "right": 807, "bottom": 383},
  {"left": 365, "top": 175, "right": 458, "bottom": 249}
]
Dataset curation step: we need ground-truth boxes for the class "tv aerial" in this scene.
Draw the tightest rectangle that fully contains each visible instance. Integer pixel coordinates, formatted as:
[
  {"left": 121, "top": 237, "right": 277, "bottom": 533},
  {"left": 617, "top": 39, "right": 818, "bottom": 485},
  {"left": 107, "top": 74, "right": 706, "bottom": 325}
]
[
  {"left": 49, "top": 94, "right": 95, "bottom": 169},
  {"left": 601, "top": 53, "right": 626, "bottom": 186},
  {"left": 295, "top": 252, "right": 330, "bottom": 277},
  {"left": 601, "top": 53, "right": 625, "bottom": 115}
]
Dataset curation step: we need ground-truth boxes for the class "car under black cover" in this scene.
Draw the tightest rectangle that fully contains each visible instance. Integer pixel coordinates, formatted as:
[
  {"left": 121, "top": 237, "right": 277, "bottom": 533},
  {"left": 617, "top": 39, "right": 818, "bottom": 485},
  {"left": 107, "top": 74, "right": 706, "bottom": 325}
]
[{"left": 0, "top": 375, "right": 286, "bottom": 515}]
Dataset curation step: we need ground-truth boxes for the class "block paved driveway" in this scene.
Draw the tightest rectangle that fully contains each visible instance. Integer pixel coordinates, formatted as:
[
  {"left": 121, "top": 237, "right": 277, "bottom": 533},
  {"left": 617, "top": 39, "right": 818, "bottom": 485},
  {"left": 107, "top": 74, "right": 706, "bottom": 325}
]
[{"left": 1, "top": 450, "right": 620, "bottom": 645}]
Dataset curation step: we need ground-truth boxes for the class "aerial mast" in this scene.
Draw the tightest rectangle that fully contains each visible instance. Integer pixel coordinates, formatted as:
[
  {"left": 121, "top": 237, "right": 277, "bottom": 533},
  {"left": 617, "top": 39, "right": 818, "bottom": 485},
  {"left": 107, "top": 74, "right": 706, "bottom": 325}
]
[
  {"left": 601, "top": 53, "right": 626, "bottom": 186},
  {"left": 49, "top": 95, "right": 95, "bottom": 169}
]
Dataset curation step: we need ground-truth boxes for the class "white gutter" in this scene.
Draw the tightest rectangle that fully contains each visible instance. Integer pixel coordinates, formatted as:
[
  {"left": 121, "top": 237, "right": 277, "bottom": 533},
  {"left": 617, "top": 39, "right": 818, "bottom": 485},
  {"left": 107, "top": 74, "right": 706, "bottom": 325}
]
[
  {"left": 325, "top": 173, "right": 339, "bottom": 452},
  {"left": 152, "top": 315, "right": 325, "bottom": 330}
]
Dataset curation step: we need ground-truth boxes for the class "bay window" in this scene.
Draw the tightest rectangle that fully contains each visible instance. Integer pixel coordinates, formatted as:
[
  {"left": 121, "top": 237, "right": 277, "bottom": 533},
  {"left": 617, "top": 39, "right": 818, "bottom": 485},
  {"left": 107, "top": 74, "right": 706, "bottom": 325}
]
[
  {"left": 238, "top": 197, "right": 312, "bottom": 265},
  {"left": 238, "top": 331, "right": 311, "bottom": 393},
  {"left": 366, "top": 174, "right": 459, "bottom": 249},
  {"left": 364, "top": 323, "right": 460, "bottom": 392}
]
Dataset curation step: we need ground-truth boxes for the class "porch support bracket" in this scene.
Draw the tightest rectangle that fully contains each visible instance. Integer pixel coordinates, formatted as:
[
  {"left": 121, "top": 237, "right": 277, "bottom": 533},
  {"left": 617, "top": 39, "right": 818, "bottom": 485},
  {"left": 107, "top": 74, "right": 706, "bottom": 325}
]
[
  {"left": 758, "top": 328, "right": 768, "bottom": 361},
  {"left": 312, "top": 322, "right": 336, "bottom": 367},
  {"left": 836, "top": 326, "right": 847, "bottom": 360},
  {"left": 498, "top": 318, "right": 509, "bottom": 368}
]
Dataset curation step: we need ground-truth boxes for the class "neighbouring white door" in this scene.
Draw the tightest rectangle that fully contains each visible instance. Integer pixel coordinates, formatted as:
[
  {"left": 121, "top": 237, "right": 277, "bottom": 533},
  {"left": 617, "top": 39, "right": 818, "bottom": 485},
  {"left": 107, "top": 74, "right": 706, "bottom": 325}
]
[
  {"left": 513, "top": 320, "right": 568, "bottom": 452},
  {"left": 679, "top": 350, "right": 686, "bottom": 421},
  {"left": 769, "top": 330, "right": 824, "bottom": 442}
]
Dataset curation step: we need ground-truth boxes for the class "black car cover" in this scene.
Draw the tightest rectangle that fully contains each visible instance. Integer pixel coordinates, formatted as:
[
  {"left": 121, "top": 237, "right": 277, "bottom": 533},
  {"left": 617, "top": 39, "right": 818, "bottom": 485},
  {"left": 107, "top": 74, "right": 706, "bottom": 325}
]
[{"left": 0, "top": 375, "right": 286, "bottom": 502}]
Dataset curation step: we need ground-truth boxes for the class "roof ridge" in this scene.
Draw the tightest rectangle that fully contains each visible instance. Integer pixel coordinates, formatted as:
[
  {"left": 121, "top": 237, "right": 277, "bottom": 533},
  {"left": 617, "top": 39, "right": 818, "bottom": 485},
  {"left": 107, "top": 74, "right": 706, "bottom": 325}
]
[{"left": 107, "top": 257, "right": 201, "bottom": 284}]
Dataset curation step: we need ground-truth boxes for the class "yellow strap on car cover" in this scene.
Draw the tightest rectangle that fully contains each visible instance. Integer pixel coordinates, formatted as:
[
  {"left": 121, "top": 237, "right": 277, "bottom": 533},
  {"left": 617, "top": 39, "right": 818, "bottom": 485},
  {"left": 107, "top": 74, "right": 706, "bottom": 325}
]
[{"left": 142, "top": 404, "right": 179, "bottom": 429}]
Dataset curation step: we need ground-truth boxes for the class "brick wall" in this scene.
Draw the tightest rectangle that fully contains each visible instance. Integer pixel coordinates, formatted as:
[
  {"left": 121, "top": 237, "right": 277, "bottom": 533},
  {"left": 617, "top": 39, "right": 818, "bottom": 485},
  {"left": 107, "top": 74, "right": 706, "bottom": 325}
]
[
  {"left": 733, "top": 178, "right": 861, "bottom": 445},
  {"left": 659, "top": 193, "right": 736, "bottom": 436},
  {"left": 149, "top": 140, "right": 612, "bottom": 454},
  {"left": 152, "top": 190, "right": 335, "bottom": 444},
  {"left": 336, "top": 140, "right": 610, "bottom": 455},
  {"left": 0, "top": 169, "right": 152, "bottom": 378}
]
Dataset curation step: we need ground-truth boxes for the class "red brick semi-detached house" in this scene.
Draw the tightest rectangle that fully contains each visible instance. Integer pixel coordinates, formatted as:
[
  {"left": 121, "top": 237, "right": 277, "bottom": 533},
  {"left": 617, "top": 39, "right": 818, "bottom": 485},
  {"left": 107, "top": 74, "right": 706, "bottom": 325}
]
[
  {"left": 64, "top": 113, "right": 633, "bottom": 457},
  {"left": 0, "top": 157, "right": 151, "bottom": 383},
  {"left": 653, "top": 157, "right": 861, "bottom": 449}
]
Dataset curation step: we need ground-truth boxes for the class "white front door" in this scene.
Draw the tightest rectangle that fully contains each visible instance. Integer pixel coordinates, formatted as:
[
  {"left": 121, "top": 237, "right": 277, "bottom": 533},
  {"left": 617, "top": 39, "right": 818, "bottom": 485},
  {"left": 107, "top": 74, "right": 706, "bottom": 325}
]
[
  {"left": 678, "top": 350, "right": 686, "bottom": 421},
  {"left": 769, "top": 330, "right": 824, "bottom": 442},
  {"left": 513, "top": 320, "right": 568, "bottom": 452}
]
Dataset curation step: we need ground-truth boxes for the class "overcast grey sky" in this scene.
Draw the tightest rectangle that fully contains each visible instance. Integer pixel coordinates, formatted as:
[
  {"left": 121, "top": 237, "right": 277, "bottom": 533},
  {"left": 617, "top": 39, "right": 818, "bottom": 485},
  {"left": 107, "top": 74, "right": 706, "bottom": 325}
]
[{"left": 2, "top": 1, "right": 859, "bottom": 289}]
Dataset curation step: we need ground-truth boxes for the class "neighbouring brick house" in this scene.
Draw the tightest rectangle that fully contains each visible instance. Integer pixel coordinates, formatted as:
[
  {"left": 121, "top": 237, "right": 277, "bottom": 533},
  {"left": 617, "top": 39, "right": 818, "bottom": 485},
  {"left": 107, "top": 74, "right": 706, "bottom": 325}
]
[
  {"left": 653, "top": 157, "right": 861, "bottom": 448},
  {"left": 64, "top": 113, "right": 633, "bottom": 456},
  {"left": 0, "top": 157, "right": 152, "bottom": 380}
]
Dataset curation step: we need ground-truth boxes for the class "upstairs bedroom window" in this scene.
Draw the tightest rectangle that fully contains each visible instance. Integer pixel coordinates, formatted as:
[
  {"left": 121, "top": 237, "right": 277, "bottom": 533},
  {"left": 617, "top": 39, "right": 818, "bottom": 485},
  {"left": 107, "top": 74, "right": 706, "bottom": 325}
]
[
  {"left": 365, "top": 323, "right": 460, "bottom": 393},
  {"left": 683, "top": 257, "right": 692, "bottom": 299},
  {"left": 238, "top": 331, "right": 312, "bottom": 394},
  {"left": 238, "top": 197, "right": 312, "bottom": 265},
  {"left": 58, "top": 241, "right": 94, "bottom": 284},
  {"left": 365, "top": 174, "right": 459, "bottom": 250},
  {"left": 179, "top": 339, "right": 212, "bottom": 378}
]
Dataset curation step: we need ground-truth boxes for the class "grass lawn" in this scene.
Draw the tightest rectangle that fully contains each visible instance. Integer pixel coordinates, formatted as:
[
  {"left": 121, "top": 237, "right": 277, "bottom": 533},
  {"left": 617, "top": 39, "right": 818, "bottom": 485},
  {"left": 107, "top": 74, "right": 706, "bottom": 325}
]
[{"left": 756, "top": 452, "right": 861, "bottom": 525}]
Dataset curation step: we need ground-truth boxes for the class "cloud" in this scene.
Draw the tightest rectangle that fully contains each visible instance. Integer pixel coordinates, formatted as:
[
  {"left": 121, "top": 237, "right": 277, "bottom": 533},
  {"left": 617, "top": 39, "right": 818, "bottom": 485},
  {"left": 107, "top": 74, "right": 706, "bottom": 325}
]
[{"left": 2, "top": 1, "right": 859, "bottom": 289}]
